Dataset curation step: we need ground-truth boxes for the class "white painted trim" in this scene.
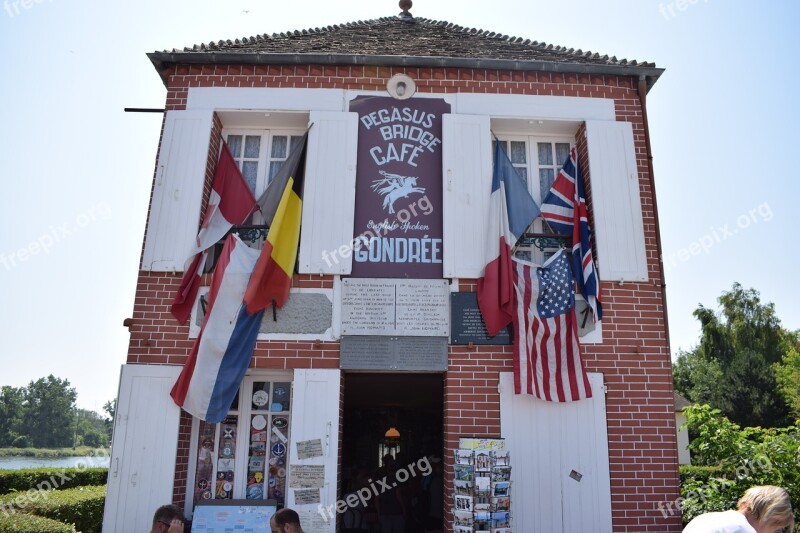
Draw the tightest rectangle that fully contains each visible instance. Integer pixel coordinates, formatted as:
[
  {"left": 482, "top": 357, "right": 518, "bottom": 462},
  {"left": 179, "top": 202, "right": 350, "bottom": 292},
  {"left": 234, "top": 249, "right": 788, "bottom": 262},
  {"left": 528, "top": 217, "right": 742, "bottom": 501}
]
[
  {"left": 332, "top": 275, "right": 342, "bottom": 339},
  {"left": 184, "top": 416, "right": 200, "bottom": 518},
  {"left": 187, "top": 87, "right": 347, "bottom": 111},
  {"left": 187, "top": 89, "right": 610, "bottom": 125},
  {"left": 344, "top": 90, "right": 458, "bottom": 108},
  {"left": 453, "top": 93, "right": 615, "bottom": 122}
]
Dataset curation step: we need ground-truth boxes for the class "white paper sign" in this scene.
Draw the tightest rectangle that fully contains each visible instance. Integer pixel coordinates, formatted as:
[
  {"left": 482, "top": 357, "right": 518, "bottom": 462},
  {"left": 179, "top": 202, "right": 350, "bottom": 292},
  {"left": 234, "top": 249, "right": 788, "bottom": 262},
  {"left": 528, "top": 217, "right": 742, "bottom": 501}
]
[
  {"left": 289, "top": 465, "right": 325, "bottom": 488},
  {"left": 299, "top": 510, "right": 331, "bottom": 533},
  {"left": 294, "top": 488, "right": 321, "bottom": 505},
  {"left": 296, "top": 438, "right": 324, "bottom": 459}
]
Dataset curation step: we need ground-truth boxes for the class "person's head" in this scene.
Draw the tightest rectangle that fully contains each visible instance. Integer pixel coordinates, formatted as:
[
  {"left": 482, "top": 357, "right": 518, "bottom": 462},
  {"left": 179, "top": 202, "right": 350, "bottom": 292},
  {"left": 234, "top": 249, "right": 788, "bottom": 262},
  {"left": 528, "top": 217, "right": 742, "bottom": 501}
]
[
  {"left": 737, "top": 485, "right": 795, "bottom": 533},
  {"left": 270, "top": 508, "right": 302, "bottom": 533},
  {"left": 151, "top": 504, "right": 184, "bottom": 533}
]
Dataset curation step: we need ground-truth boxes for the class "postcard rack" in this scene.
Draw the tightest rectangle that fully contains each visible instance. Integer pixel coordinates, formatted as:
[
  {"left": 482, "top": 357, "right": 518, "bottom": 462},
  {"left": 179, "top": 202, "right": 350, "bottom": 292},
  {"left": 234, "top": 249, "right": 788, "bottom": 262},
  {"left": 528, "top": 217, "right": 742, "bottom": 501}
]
[{"left": 452, "top": 438, "right": 511, "bottom": 533}]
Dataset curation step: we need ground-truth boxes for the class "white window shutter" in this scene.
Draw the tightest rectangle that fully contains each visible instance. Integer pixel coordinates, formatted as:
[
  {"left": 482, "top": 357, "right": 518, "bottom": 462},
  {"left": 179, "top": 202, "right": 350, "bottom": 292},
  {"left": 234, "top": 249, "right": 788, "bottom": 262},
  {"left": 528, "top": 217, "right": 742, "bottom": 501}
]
[
  {"left": 298, "top": 111, "right": 358, "bottom": 275},
  {"left": 102, "top": 364, "right": 182, "bottom": 533},
  {"left": 442, "top": 114, "right": 492, "bottom": 278},
  {"left": 287, "top": 369, "right": 341, "bottom": 533},
  {"left": 585, "top": 120, "right": 648, "bottom": 282},
  {"left": 142, "top": 110, "right": 214, "bottom": 272},
  {"left": 499, "top": 372, "right": 612, "bottom": 533}
]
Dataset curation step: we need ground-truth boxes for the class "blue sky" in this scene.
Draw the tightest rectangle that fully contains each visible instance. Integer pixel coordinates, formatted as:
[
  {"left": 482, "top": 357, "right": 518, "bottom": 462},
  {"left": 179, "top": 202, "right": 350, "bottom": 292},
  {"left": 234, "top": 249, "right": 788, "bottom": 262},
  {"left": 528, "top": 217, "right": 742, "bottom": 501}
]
[{"left": 1, "top": 0, "right": 797, "bottom": 413}]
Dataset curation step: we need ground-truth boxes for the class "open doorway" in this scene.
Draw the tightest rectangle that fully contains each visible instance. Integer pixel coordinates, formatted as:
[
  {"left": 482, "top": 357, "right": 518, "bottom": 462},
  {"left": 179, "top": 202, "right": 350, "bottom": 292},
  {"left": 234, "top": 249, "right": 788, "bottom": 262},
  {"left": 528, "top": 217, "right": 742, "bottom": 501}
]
[{"left": 341, "top": 373, "right": 444, "bottom": 533}]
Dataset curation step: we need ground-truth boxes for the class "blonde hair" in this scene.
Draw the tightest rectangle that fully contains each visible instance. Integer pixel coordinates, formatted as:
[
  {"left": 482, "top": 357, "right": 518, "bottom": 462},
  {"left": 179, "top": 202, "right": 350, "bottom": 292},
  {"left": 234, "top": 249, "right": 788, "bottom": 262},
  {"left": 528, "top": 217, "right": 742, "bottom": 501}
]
[{"left": 737, "top": 485, "right": 795, "bottom": 531}]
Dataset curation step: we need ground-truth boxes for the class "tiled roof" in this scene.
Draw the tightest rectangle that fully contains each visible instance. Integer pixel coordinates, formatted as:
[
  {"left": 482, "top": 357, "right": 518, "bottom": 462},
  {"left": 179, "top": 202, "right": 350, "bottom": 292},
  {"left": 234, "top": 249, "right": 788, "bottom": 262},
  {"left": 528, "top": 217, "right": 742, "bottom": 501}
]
[{"left": 166, "top": 16, "right": 656, "bottom": 69}]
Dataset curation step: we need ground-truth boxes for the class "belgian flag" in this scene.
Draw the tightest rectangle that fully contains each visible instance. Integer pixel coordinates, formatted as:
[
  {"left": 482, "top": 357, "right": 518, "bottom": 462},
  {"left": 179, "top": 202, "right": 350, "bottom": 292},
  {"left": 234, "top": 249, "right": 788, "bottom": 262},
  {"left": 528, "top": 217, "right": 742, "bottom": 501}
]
[{"left": 243, "top": 131, "right": 308, "bottom": 314}]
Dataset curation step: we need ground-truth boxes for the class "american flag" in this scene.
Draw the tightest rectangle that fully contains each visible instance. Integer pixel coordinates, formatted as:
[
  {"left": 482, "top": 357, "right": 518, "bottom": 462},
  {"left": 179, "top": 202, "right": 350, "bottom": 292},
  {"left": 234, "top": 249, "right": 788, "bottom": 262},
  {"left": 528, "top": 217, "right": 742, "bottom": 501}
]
[
  {"left": 540, "top": 147, "right": 602, "bottom": 321},
  {"left": 512, "top": 249, "right": 592, "bottom": 401}
]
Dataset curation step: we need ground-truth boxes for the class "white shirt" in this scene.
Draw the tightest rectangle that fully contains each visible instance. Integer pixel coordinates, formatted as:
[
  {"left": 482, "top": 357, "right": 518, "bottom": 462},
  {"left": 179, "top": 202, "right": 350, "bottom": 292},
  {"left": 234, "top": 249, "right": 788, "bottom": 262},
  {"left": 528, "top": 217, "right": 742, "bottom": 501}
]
[{"left": 683, "top": 510, "right": 756, "bottom": 533}]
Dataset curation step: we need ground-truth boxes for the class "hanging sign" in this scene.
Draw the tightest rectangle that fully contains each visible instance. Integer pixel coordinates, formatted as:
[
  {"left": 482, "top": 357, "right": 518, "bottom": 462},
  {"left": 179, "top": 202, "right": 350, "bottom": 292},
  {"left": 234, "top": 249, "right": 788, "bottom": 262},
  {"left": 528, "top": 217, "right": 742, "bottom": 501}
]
[{"left": 349, "top": 95, "right": 450, "bottom": 278}]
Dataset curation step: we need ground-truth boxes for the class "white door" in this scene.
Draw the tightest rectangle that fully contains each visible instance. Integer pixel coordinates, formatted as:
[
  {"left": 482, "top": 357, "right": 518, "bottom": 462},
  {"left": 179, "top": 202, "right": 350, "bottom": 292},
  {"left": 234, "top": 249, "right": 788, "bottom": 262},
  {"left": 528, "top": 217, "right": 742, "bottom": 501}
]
[
  {"left": 499, "top": 372, "right": 612, "bottom": 533},
  {"left": 287, "top": 369, "right": 341, "bottom": 533},
  {"left": 103, "top": 364, "right": 182, "bottom": 533}
]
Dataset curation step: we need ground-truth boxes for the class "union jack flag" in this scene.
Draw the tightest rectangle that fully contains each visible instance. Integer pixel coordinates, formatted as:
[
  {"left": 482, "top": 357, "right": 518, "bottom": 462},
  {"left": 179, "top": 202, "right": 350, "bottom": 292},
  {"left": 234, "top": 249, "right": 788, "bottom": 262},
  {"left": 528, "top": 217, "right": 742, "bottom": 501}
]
[
  {"left": 512, "top": 250, "right": 592, "bottom": 400},
  {"left": 540, "top": 147, "right": 602, "bottom": 321}
]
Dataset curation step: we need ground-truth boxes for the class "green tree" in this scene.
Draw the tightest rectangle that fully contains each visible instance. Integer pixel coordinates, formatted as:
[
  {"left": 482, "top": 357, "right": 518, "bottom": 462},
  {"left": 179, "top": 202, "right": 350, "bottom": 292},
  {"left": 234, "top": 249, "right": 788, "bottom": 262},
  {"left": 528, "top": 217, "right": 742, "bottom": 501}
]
[
  {"left": 0, "top": 386, "right": 24, "bottom": 447},
  {"left": 673, "top": 283, "right": 791, "bottom": 428},
  {"left": 74, "top": 408, "right": 110, "bottom": 448},
  {"left": 22, "top": 375, "right": 77, "bottom": 448},
  {"left": 103, "top": 399, "right": 116, "bottom": 443},
  {"left": 679, "top": 404, "right": 800, "bottom": 524},
  {"left": 775, "top": 332, "right": 800, "bottom": 422}
]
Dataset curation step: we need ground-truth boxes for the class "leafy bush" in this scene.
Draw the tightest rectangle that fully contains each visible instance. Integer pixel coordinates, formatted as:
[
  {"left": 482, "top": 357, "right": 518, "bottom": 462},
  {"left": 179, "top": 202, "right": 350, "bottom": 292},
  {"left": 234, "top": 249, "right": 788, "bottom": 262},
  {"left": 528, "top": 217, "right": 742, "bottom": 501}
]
[
  {"left": 0, "top": 447, "right": 109, "bottom": 458},
  {"left": 11, "top": 435, "right": 32, "bottom": 448},
  {"left": 19, "top": 485, "right": 105, "bottom": 533},
  {"left": 0, "top": 468, "right": 107, "bottom": 495},
  {"left": 680, "top": 404, "right": 800, "bottom": 524},
  {"left": 0, "top": 512, "right": 76, "bottom": 532}
]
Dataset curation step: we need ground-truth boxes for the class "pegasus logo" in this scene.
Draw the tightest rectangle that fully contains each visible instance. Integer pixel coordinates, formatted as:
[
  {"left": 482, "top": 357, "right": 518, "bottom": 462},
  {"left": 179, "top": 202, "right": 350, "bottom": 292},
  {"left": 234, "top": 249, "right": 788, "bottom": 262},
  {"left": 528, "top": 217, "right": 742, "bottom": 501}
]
[{"left": 371, "top": 171, "right": 426, "bottom": 214}]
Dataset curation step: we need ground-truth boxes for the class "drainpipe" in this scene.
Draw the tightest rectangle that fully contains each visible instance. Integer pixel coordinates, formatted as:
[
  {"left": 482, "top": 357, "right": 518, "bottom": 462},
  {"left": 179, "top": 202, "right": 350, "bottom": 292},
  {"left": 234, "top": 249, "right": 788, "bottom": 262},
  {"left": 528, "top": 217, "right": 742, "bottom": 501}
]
[{"left": 637, "top": 75, "right": 672, "bottom": 357}]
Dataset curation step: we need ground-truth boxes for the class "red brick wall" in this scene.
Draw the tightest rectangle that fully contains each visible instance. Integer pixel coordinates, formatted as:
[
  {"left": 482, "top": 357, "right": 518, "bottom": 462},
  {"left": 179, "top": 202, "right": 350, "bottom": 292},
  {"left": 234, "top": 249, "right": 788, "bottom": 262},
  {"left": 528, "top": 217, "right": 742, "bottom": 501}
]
[{"left": 130, "top": 64, "right": 681, "bottom": 532}]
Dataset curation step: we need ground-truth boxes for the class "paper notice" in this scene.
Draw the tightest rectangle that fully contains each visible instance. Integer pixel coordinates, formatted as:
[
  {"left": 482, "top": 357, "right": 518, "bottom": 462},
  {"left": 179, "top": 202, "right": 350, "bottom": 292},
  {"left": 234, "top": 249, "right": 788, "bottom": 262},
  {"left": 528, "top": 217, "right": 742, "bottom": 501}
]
[
  {"left": 299, "top": 509, "right": 331, "bottom": 533},
  {"left": 296, "top": 438, "right": 324, "bottom": 459},
  {"left": 294, "top": 488, "right": 321, "bottom": 505},
  {"left": 289, "top": 464, "right": 325, "bottom": 488}
]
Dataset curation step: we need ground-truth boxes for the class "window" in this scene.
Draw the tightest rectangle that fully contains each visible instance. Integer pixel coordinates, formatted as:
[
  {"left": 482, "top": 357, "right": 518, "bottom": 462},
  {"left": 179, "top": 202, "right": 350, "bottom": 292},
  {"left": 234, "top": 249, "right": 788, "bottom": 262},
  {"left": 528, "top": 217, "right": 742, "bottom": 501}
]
[
  {"left": 190, "top": 375, "right": 292, "bottom": 506},
  {"left": 494, "top": 136, "right": 574, "bottom": 263},
  {"left": 224, "top": 130, "right": 304, "bottom": 224}
]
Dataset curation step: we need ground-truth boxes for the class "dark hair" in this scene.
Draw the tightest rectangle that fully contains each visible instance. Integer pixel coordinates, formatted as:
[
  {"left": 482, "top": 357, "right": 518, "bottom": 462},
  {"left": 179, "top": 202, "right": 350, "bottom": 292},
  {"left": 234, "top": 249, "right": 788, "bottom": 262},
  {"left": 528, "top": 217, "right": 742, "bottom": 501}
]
[
  {"left": 273, "top": 508, "right": 301, "bottom": 526},
  {"left": 153, "top": 504, "right": 185, "bottom": 527}
]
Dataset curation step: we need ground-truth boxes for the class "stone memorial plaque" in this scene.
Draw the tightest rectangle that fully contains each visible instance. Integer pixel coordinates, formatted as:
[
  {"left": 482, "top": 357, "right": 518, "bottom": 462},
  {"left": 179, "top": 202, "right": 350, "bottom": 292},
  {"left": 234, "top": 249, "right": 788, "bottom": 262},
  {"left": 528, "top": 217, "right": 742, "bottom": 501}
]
[
  {"left": 196, "top": 291, "right": 333, "bottom": 334},
  {"left": 340, "top": 336, "right": 448, "bottom": 371},
  {"left": 450, "top": 292, "right": 512, "bottom": 345},
  {"left": 341, "top": 278, "right": 449, "bottom": 336}
]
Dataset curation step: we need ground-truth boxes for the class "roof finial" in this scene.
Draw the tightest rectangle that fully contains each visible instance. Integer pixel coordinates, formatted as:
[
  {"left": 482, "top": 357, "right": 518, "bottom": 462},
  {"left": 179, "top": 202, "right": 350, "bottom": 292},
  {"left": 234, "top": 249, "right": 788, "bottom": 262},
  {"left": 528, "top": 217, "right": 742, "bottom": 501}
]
[{"left": 399, "top": 0, "right": 413, "bottom": 20}]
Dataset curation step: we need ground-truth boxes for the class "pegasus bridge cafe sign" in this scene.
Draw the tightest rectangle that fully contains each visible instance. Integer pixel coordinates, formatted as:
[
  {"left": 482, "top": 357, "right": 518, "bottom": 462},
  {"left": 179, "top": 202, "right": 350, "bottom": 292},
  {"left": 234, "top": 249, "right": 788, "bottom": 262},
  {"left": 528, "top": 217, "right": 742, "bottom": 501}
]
[{"left": 349, "top": 96, "right": 450, "bottom": 278}]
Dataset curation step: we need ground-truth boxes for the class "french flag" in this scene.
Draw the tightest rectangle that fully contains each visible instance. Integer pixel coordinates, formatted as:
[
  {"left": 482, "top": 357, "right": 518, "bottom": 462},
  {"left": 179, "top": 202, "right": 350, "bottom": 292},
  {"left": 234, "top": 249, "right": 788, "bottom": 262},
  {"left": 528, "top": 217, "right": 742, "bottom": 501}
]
[
  {"left": 478, "top": 142, "right": 540, "bottom": 337},
  {"left": 171, "top": 234, "right": 264, "bottom": 423},
  {"left": 171, "top": 143, "right": 256, "bottom": 324}
]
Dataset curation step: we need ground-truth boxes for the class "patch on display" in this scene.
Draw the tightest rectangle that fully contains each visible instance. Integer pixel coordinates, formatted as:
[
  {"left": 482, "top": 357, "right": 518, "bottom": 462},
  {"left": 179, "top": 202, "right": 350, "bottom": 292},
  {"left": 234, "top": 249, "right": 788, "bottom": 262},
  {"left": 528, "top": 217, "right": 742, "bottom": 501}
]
[
  {"left": 251, "top": 415, "right": 267, "bottom": 430},
  {"left": 271, "top": 442, "right": 286, "bottom": 457},
  {"left": 252, "top": 390, "right": 269, "bottom": 407}
]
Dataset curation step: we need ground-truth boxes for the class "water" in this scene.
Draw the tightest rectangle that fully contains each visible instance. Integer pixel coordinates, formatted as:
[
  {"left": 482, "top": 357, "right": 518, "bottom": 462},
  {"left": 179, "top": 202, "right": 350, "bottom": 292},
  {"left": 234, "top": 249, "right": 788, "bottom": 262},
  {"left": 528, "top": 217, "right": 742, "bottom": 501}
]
[{"left": 0, "top": 455, "right": 110, "bottom": 470}]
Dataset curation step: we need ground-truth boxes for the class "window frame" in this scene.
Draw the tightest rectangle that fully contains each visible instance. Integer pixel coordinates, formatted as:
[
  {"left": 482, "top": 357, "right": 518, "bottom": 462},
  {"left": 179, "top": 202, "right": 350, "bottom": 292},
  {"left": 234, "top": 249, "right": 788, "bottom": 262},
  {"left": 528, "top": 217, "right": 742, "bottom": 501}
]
[
  {"left": 184, "top": 371, "right": 294, "bottom": 517},
  {"left": 494, "top": 133, "right": 576, "bottom": 264},
  {"left": 222, "top": 128, "right": 306, "bottom": 225}
]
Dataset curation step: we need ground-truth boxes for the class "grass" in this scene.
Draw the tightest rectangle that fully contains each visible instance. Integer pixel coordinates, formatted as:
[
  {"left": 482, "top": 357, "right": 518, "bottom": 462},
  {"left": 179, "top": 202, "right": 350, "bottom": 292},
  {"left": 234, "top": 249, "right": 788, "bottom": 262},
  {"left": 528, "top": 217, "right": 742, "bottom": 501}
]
[{"left": 0, "top": 447, "right": 109, "bottom": 459}]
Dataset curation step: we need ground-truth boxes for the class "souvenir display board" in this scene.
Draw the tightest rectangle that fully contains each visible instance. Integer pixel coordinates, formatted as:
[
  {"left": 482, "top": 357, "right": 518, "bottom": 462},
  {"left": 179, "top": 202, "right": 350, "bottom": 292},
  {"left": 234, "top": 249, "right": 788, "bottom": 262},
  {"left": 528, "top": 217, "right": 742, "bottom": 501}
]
[
  {"left": 191, "top": 499, "right": 276, "bottom": 532},
  {"left": 191, "top": 381, "right": 291, "bottom": 506},
  {"left": 453, "top": 438, "right": 511, "bottom": 533}
]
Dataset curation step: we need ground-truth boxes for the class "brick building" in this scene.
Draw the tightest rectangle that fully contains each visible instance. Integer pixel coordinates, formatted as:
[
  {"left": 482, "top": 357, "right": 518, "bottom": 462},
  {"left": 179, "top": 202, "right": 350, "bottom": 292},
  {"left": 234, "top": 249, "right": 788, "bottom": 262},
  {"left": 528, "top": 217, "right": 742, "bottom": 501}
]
[{"left": 103, "top": 5, "right": 681, "bottom": 532}]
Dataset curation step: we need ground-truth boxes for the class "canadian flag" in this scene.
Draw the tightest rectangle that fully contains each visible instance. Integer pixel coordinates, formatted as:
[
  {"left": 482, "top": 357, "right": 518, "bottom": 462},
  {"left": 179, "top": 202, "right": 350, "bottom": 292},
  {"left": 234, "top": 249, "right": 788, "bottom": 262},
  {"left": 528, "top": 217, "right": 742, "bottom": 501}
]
[{"left": 170, "top": 143, "right": 256, "bottom": 324}]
